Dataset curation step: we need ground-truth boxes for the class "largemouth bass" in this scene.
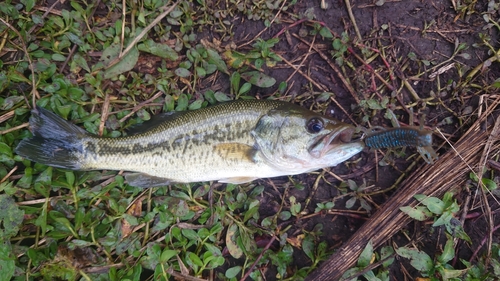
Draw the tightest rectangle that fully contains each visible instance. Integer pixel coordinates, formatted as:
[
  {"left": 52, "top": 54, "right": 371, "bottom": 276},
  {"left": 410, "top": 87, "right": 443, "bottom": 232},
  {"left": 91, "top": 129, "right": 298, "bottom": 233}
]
[{"left": 15, "top": 100, "right": 364, "bottom": 187}]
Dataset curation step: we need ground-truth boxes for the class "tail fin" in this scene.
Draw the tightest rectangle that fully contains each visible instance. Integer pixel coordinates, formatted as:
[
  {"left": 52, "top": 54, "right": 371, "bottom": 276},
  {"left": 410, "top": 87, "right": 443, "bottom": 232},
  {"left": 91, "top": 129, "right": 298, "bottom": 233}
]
[{"left": 15, "top": 107, "right": 89, "bottom": 169}]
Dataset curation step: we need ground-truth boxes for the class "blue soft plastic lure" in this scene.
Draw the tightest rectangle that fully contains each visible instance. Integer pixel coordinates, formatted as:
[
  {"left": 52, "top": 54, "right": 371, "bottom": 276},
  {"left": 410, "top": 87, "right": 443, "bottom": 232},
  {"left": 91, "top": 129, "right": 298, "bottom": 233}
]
[
  {"left": 363, "top": 127, "right": 438, "bottom": 164},
  {"left": 364, "top": 127, "right": 432, "bottom": 148}
]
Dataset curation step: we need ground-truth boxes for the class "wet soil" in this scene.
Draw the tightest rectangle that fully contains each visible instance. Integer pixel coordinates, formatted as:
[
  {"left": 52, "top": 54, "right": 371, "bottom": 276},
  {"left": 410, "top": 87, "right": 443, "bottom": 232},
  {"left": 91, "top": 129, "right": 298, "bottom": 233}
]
[{"left": 208, "top": 0, "right": 499, "bottom": 280}]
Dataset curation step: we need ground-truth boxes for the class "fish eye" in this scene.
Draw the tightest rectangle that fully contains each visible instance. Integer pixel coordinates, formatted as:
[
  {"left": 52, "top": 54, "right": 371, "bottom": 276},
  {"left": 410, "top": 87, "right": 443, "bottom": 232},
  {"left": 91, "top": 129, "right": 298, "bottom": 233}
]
[{"left": 307, "top": 118, "right": 324, "bottom": 133}]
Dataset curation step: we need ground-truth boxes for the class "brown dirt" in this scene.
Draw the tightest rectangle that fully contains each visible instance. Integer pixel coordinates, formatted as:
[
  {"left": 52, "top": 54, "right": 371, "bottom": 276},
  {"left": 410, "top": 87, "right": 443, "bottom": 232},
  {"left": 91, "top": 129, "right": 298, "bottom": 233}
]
[{"left": 204, "top": 0, "right": 499, "bottom": 280}]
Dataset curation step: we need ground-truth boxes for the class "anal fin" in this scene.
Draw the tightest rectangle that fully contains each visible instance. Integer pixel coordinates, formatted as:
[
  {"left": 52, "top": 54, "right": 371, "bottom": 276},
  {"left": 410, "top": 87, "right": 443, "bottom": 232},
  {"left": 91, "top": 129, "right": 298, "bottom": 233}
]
[{"left": 218, "top": 177, "right": 257, "bottom": 184}]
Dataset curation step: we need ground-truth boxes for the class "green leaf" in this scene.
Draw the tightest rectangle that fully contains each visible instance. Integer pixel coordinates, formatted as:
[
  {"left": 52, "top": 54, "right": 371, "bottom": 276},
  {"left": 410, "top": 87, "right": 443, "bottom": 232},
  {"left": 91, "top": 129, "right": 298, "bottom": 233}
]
[
  {"left": 69, "top": 239, "right": 93, "bottom": 248},
  {"left": 278, "top": 81, "right": 287, "bottom": 94},
  {"left": 332, "top": 38, "right": 343, "bottom": 50},
  {"left": 214, "top": 91, "right": 231, "bottom": 102},
  {"left": 195, "top": 66, "right": 206, "bottom": 77},
  {"left": 57, "top": 105, "right": 72, "bottom": 120},
  {"left": 175, "top": 94, "right": 189, "bottom": 111},
  {"left": 469, "top": 172, "right": 480, "bottom": 183},
  {"left": 261, "top": 216, "right": 273, "bottom": 228},
  {"left": 414, "top": 194, "right": 445, "bottom": 215},
  {"left": 206, "top": 49, "right": 228, "bottom": 74},
  {"left": 446, "top": 218, "right": 471, "bottom": 243},
  {"left": 65, "top": 171, "right": 75, "bottom": 187},
  {"left": 319, "top": 27, "right": 333, "bottom": 38},
  {"left": 400, "top": 206, "right": 428, "bottom": 221},
  {"left": 17, "top": 167, "right": 33, "bottom": 189},
  {"left": 0, "top": 96, "right": 23, "bottom": 110},
  {"left": 243, "top": 205, "right": 259, "bottom": 222},
  {"left": 137, "top": 39, "right": 178, "bottom": 60},
  {"left": 438, "top": 238, "right": 455, "bottom": 264},
  {"left": 324, "top": 201, "right": 335, "bottom": 209},
  {"left": 102, "top": 44, "right": 139, "bottom": 79},
  {"left": 71, "top": 53, "right": 91, "bottom": 73},
  {"left": 230, "top": 72, "right": 240, "bottom": 95},
  {"left": 21, "top": 0, "right": 35, "bottom": 12},
  {"left": 396, "top": 247, "right": 433, "bottom": 272},
  {"left": 66, "top": 32, "right": 84, "bottom": 45},
  {"left": 366, "top": 99, "right": 384, "bottom": 110},
  {"left": 0, "top": 194, "right": 25, "bottom": 241},
  {"left": 0, "top": 181, "right": 16, "bottom": 195},
  {"left": 491, "top": 78, "right": 500, "bottom": 89},
  {"left": 347, "top": 179, "right": 358, "bottom": 190},
  {"left": 345, "top": 197, "right": 357, "bottom": 209},
  {"left": 0, "top": 142, "right": 12, "bottom": 157},
  {"left": 358, "top": 240, "right": 374, "bottom": 267},
  {"left": 238, "top": 82, "right": 252, "bottom": 96},
  {"left": 193, "top": 185, "right": 210, "bottom": 198},
  {"left": 254, "top": 58, "right": 264, "bottom": 69},
  {"left": 52, "top": 53, "right": 66, "bottom": 61},
  {"left": 32, "top": 13, "right": 44, "bottom": 24},
  {"left": 240, "top": 71, "right": 276, "bottom": 88},
  {"left": 440, "top": 268, "right": 468, "bottom": 280},
  {"left": 175, "top": 67, "right": 191, "bottom": 78},
  {"left": 8, "top": 70, "right": 31, "bottom": 83},
  {"left": 35, "top": 201, "right": 49, "bottom": 236},
  {"left": 34, "top": 166, "right": 52, "bottom": 192},
  {"left": 181, "top": 229, "right": 198, "bottom": 241},
  {"left": 225, "top": 266, "right": 242, "bottom": 279},
  {"left": 0, "top": 242, "right": 15, "bottom": 280},
  {"left": 380, "top": 246, "right": 395, "bottom": 268},
  {"left": 433, "top": 211, "right": 453, "bottom": 227},
  {"left": 278, "top": 211, "right": 291, "bottom": 221},
  {"left": 342, "top": 268, "right": 360, "bottom": 280},
  {"left": 159, "top": 249, "right": 177, "bottom": 263},
  {"left": 482, "top": 177, "right": 497, "bottom": 190},
  {"left": 302, "top": 234, "right": 315, "bottom": 261}
]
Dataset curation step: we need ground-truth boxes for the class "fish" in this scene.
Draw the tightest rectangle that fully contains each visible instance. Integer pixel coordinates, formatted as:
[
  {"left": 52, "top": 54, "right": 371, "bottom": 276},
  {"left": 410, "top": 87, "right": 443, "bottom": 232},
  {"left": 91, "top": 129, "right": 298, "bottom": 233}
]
[{"left": 14, "top": 100, "right": 365, "bottom": 187}]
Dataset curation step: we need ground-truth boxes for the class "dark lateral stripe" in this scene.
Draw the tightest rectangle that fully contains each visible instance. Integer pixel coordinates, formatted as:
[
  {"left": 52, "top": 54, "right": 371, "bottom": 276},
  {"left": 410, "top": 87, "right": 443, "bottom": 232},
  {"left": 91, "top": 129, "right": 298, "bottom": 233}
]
[{"left": 85, "top": 121, "right": 252, "bottom": 158}]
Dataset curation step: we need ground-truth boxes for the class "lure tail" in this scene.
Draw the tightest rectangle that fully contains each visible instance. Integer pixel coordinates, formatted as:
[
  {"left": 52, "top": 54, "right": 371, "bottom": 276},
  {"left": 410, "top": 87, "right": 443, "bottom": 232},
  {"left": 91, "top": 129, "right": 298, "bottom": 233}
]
[{"left": 15, "top": 107, "right": 89, "bottom": 169}]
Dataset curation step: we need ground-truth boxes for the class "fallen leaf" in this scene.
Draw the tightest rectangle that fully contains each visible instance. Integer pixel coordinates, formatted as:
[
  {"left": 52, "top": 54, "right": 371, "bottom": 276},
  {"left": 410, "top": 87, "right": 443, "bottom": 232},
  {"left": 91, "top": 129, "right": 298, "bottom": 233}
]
[{"left": 286, "top": 234, "right": 305, "bottom": 248}]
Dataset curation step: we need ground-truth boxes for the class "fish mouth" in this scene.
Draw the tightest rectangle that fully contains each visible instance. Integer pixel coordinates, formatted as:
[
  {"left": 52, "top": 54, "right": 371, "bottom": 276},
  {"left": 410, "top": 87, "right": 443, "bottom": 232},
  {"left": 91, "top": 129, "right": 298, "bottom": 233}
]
[{"left": 310, "top": 125, "right": 365, "bottom": 158}]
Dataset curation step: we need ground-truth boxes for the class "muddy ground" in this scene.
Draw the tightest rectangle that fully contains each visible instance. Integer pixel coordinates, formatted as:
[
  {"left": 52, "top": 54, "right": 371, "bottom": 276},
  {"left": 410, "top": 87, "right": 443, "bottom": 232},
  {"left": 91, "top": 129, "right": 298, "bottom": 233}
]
[{"left": 210, "top": 0, "right": 499, "bottom": 280}]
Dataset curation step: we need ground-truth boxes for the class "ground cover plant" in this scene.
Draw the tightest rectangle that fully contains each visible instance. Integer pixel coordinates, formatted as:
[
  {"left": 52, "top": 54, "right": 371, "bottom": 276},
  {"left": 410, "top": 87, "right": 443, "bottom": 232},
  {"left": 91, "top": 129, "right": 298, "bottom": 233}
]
[{"left": 0, "top": 0, "right": 499, "bottom": 280}]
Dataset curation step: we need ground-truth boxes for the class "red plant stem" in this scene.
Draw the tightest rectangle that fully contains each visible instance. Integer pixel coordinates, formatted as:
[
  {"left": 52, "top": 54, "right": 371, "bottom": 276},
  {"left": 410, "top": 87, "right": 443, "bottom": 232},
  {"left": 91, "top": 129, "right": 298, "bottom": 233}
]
[
  {"left": 469, "top": 223, "right": 500, "bottom": 262},
  {"left": 239, "top": 235, "right": 278, "bottom": 281},
  {"left": 273, "top": 18, "right": 308, "bottom": 38}
]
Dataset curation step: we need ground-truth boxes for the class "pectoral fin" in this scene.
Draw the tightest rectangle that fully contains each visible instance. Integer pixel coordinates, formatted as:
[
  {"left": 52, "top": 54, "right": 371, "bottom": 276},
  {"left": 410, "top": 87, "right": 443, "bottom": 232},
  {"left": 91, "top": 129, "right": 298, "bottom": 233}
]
[
  {"left": 214, "top": 143, "right": 256, "bottom": 163},
  {"left": 125, "top": 173, "right": 172, "bottom": 188},
  {"left": 218, "top": 177, "right": 257, "bottom": 184}
]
